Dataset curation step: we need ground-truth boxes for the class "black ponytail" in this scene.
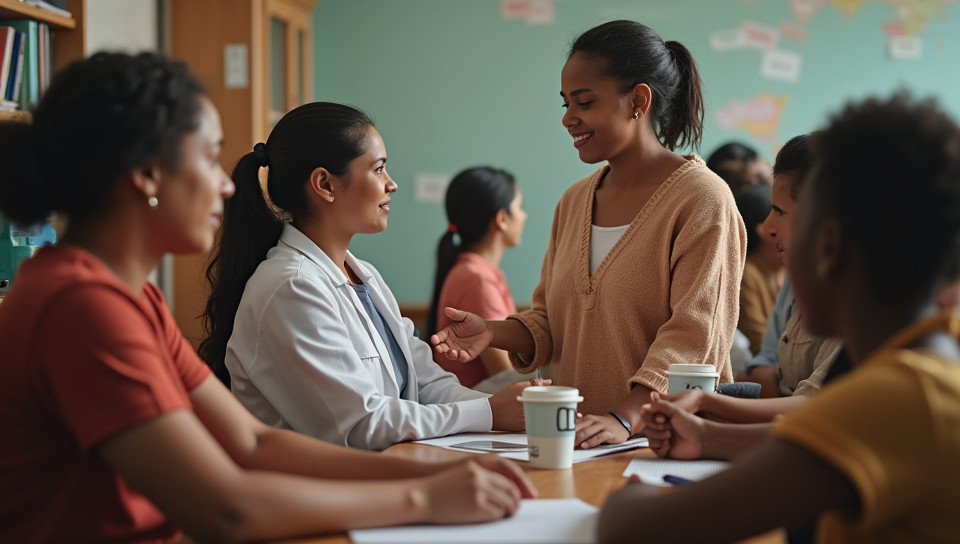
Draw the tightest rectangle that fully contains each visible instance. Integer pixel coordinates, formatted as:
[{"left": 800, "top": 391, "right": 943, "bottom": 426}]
[
  {"left": 199, "top": 152, "right": 283, "bottom": 385},
  {"left": 662, "top": 40, "right": 703, "bottom": 151}
]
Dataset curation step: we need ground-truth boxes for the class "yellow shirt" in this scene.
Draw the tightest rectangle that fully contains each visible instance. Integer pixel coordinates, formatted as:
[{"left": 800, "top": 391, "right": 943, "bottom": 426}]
[
  {"left": 739, "top": 253, "right": 779, "bottom": 353},
  {"left": 773, "top": 309, "right": 960, "bottom": 543}
]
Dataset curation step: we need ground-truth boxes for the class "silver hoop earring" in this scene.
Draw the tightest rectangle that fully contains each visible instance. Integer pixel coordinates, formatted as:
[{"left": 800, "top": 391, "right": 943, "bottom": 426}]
[{"left": 148, "top": 196, "right": 159, "bottom": 208}]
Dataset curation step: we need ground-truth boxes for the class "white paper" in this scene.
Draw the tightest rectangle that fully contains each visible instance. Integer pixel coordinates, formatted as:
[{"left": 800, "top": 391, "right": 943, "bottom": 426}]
[
  {"left": 223, "top": 44, "right": 248, "bottom": 89},
  {"left": 760, "top": 48, "right": 802, "bottom": 83},
  {"left": 622, "top": 456, "right": 730, "bottom": 487},
  {"left": 350, "top": 498, "right": 597, "bottom": 544},
  {"left": 413, "top": 432, "right": 648, "bottom": 463},
  {"left": 889, "top": 35, "right": 922, "bottom": 60},
  {"left": 414, "top": 173, "right": 450, "bottom": 203}
]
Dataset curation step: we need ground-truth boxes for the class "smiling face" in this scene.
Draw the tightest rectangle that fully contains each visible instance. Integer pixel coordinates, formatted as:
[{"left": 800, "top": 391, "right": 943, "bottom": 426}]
[
  {"left": 330, "top": 125, "right": 397, "bottom": 235},
  {"left": 759, "top": 171, "right": 798, "bottom": 264},
  {"left": 560, "top": 52, "right": 639, "bottom": 165},
  {"left": 150, "top": 96, "right": 235, "bottom": 255}
]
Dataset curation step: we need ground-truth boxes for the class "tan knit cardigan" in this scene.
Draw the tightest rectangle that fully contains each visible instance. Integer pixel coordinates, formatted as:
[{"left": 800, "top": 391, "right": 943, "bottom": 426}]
[{"left": 510, "top": 157, "right": 746, "bottom": 415}]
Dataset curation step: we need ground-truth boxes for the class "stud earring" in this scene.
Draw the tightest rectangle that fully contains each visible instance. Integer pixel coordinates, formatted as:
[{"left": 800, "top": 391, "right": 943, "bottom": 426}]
[
  {"left": 147, "top": 196, "right": 159, "bottom": 208},
  {"left": 633, "top": 111, "right": 640, "bottom": 120}
]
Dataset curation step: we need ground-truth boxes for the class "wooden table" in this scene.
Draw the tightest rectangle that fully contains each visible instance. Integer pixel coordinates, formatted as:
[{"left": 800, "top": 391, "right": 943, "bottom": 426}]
[{"left": 275, "top": 442, "right": 785, "bottom": 544}]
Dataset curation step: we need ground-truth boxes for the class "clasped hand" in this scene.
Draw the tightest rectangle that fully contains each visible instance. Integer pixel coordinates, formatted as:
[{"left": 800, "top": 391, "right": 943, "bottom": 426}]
[{"left": 640, "top": 391, "right": 706, "bottom": 459}]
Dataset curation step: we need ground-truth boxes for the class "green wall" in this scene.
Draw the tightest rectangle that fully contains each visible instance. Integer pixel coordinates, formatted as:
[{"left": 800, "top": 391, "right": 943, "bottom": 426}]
[{"left": 313, "top": 0, "right": 960, "bottom": 306}]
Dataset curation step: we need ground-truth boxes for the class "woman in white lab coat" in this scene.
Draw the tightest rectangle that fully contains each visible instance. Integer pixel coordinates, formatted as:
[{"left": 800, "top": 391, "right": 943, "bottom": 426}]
[{"left": 200, "top": 102, "right": 528, "bottom": 450}]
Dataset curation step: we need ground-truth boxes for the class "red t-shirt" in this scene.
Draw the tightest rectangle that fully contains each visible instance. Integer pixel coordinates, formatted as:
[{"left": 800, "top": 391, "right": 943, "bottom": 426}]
[
  {"left": 433, "top": 253, "right": 517, "bottom": 387},
  {"left": 0, "top": 246, "right": 211, "bottom": 543}
]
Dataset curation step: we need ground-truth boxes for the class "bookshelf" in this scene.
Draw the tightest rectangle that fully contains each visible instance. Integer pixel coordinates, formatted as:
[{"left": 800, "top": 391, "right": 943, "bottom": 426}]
[
  {"left": 0, "top": 0, "right": 85, "bottom": 122},
  {"left": 0, "top": 0, "right": 76, "bottom": 29}
]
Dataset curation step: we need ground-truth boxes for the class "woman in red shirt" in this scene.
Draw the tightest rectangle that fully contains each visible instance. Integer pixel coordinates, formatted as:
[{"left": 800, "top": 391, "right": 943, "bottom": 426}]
[{"left": 428, "top": 167, "right": 529, "bottom": 391}]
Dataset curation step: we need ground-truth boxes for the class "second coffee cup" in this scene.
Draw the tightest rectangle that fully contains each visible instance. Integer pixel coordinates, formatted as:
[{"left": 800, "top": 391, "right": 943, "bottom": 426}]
[{"left": 665, "top": 363, "right": 720, "bottom": 395}]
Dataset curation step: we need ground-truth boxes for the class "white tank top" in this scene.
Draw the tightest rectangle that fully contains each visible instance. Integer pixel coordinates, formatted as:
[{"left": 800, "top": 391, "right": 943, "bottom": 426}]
[{"left": 590, "top": 224, "right": 630, "bottom": 275}]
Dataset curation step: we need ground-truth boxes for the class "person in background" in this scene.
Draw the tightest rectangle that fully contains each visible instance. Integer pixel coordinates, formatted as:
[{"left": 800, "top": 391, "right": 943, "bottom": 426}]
[
  {"left": 428, "top": 166, "right": 531, "bottom": 393},
  {"left": 432, "top": 20, "right": 745, "bottom": 449},
  {"left": 599, "top": 92, "right": 960, "bottom": 544},
  {"left": 0, "top": 52, "right": 535, "bottom": 544},
  {"left": 706, "top": 140, "right": 773, "bottom": 192},
  {"left": 741, "top": 133, "right": 841, "bottom": 397},
  {"left": 735, "top": 184, "right": 784, "bottom": 355},
  {"left": 201, "top": 102, "right": 530, "bottom": 451}
]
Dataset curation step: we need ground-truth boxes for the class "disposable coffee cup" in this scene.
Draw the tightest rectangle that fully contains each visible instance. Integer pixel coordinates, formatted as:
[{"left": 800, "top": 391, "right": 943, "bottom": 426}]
[
  {"left": 665, "top": 364, "right": 720, "bottom": 395},
  {"left": 517, "top": 386, "right": 583, "bottom": 469}
]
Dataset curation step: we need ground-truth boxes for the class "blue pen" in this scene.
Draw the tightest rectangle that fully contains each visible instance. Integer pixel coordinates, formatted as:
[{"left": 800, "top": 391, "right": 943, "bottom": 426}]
[{"left": 662, "top": 474, "right": 693, "bottom": 486}]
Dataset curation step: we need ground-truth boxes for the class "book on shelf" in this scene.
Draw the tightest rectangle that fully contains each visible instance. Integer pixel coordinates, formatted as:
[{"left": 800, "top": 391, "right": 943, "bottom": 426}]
[
  {"left": 5, "top": 29, "right": 23, "bottom": 103},
  {"left": 0, "top": 27, "right": 13, "bottom": 98},
  {"left": 0, "top": 98, "right": 17, "bottom": 112},
  {"left": 4, "top": 20, "right": 39, "bottom": 108},
  {"left": 38, "top": 22, "right": 48, "bottom": 96}
]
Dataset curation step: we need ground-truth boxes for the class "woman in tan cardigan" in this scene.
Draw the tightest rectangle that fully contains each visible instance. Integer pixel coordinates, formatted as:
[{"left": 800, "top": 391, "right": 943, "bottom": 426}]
[{"left": 432, "top": 20, "right": 746, "bottom": 449}]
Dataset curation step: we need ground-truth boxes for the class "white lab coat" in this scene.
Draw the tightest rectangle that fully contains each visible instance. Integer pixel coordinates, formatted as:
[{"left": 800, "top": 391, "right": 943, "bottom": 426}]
[{"left": 225, "top": 224, "right": 492, "bottom": 450}]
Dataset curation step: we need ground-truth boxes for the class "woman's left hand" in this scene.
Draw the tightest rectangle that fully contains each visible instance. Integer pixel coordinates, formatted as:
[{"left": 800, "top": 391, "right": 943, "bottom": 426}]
[{"left": 574, "top": 413, "right": 630, "bottom": 449}]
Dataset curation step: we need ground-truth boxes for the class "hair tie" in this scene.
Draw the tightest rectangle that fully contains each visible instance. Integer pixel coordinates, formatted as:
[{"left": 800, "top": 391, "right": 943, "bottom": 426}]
[
  {"left": 447, "top": 223, "right": 458, "bottom": 234},
  {"left": 253, "top": 142, "right": 269, "bottom": 168}
]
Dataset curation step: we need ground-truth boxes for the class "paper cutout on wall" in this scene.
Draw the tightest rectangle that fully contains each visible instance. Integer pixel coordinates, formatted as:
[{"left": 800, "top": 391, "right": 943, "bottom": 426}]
[
  {"left": 501, "top": 0, "right": 531, "bottom": 20},
  {"left": 715, "top": 93, "right": 789, "bottom": 141},
  {"left": 741, "top": 20, "right": 781, "bottom": 49},
  {"left": 500, "top": 0, "right": 555, "bottom": 25},
  {"left": 524, "top": 0, "right": 555, "bottom": 25},
  {"left": 831, "top": 0, "right": 868, "bottom": 18},
  {"left": 889, "top": 34, "right": 923, "bottom": 59},
  {"left": 790, "top": 0, "right": 826, "bottom": 24},
  {"left": 760, "top": 49, "right": 802, "bottom": 82},
  {"left": 710, "top": 27, "right": 746, "bottom": 51},
  {"left": 779, "top": 21, "right": 808, "bottom": 43},
  {"left": 790, "top": 0, "right": 957, "bottom": 36},
  {"left": 888, "top": 0, "right": 952, "bottom": 34}
]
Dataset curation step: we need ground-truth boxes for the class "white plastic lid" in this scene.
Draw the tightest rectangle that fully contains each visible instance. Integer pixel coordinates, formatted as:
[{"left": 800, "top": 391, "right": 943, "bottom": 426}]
[
  {"left": 517, "top": 385, "right": 584, "bottom": 403},
  {"left": 668, "top": 364, "right": 717, "bottom": 374},
  {"left": 665, "top": 371, "right": 720, "bottom": 378}
]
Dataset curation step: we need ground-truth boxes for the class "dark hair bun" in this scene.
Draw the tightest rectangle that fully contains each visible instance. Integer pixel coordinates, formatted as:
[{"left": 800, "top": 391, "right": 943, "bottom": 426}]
[{"left": 0, "top": 121, "right": 51, "bottom": 225}]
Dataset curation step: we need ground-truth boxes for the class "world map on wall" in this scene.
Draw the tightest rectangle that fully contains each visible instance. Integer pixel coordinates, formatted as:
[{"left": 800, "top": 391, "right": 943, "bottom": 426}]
[
  {"left": 807, "top": 0, "right": 960, "bottom": 35},
  {"left": 714, "top": 0, "right": 958, "bottom": 143}
]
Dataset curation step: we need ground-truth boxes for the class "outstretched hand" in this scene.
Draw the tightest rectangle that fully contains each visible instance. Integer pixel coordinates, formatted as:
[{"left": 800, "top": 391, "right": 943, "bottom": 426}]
[{"left": 430, "top": 307, "right": 494, "bottom": 363}]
